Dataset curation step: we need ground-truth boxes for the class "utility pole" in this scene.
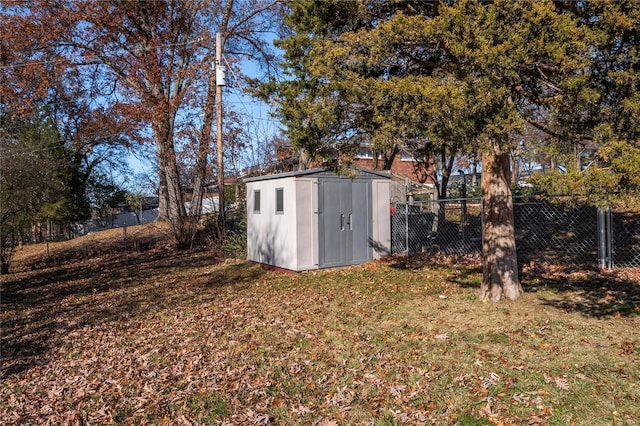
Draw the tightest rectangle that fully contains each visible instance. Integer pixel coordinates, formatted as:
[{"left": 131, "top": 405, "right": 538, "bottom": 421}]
[{"left": 216, "top": 32, "right": 226, "bottom": 235}]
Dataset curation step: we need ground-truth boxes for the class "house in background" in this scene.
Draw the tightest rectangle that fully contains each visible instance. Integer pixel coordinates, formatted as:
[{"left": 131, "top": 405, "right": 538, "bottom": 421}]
[
  {"left": 253, "top": 142, "right": 438, "bottom": 202},
  {"left": 254, "top": 141, "right": 432, "bottom": 182},
  {"left": 245, "top": 168, "right": 392, "bottom": 272},
  {"left": 352, "top": 146, "right": 434, "bottom": 185}
]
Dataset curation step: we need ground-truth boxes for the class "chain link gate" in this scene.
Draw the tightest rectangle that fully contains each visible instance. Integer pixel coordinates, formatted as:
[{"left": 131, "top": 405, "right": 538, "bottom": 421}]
[
  {"left": 391, "top": 198, "right": 482, "bottom": 256},
  {"left": 609, "top": 206, "right": 640, "bottom": 268},
  {"left": 390, "top": 196, "right": 640, "bottom": 270}
]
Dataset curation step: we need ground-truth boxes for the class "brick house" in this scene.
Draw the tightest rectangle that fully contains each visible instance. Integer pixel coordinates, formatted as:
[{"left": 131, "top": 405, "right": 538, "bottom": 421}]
[
  {"left": 253, "top": 143, "right": 438, "bottom": 203},
  {"left": 268, "top": 143, "right": 434, "bottom": 184},
  {"left": 351, "top": 146, "right": 436, "bottom": 186}
]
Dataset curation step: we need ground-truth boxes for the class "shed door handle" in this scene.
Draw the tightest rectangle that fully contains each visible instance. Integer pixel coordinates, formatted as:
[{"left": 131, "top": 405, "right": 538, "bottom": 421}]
[{"left": 340, "top": 214, "right": 345, "bottom": 231}]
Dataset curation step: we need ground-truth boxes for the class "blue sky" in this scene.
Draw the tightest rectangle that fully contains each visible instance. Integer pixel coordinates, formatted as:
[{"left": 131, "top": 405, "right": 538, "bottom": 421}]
[{"left": 126, "top": 57, "right": 282, "bottom": 187}]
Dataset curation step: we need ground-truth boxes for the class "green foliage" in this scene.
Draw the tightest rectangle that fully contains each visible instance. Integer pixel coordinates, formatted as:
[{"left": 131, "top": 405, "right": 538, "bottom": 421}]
[
  {"left": 222, "top": 220, "right": 247, "bottom": 259},
  {"left": 529, "top": 139, "right": 640, "bottom": 207},
  {"left": 0, "top": 113, "right": 62, "bottom": 272},
  {"left": 539, "top": 1, "right": 640, "bottom": 205},
  {"left": 555, "top": 1, "right": 640, "bottom": 142},
  {"left": 0, "top": 107, "right": 133, "bottom": 272},
  {"left": 271, "top": 0, "right": 640, "bottom": 297},
  {"left": 271, "top": 1, "right": 586, "bottom": 177},
  {"left": 272, "top": 0, "right": 639, "bottom": 207},
  {"left": 38, "top": 164, "right": 92, "bottom": 226},
  {"left": 223, "top": 184, "right": 238, "bottom": 207},
  {"left": 86, "top": 172, "right": 128, "bottom": 221}
]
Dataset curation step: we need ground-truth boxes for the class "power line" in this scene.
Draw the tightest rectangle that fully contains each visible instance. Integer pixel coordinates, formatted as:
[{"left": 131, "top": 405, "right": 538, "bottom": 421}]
[
  {"left": 222, "top": 55, "right": 280, "bottom": 143},
  {"left": 0, "top": 38, "right": 206, "bottom": 71}
]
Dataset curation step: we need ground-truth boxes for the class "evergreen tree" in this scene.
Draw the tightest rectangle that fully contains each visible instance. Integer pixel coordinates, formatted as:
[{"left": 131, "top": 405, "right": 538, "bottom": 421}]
[
  {"left": 0, "top": 114, "right": 62, "bottom": 272},
  {"left": 271, "top": 0, "right": 591, "bottom": 301},
  {"left": 530, "top": 0, "right": 640, "bottom": 205}
]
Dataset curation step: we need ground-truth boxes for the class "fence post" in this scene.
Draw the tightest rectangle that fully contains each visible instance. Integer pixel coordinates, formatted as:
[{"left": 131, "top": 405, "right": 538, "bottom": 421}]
[
  {"left": 597, "top": 207, "right": 613, "bottom": 270},
  {"left": 405, "top": 179, "right": 409, "bottom": 256},
  {"left": 598, "top": 207, "right": 605, "bottom": 269},
  {"left": 606, "top": 206, "right": 613, "bottom": 269}
]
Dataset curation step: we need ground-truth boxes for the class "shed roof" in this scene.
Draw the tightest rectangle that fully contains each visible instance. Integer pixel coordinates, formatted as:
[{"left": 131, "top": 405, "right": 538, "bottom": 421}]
[{"left": 243, "top": 167, "right": 392, "bottom": 183}]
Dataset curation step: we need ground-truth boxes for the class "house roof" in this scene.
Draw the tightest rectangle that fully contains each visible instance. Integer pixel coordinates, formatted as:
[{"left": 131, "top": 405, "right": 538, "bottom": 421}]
[{"left": 243, "top": 167, "right": 393, "bottom": 183}]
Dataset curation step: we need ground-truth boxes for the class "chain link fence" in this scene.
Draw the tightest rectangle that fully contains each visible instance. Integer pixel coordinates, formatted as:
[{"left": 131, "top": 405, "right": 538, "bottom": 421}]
[
  {"left": 390, "top": 196, "right": 640, "bottom": 270},
  {"left": 610, "top": 207, "right": 640, "bottom": 268},
  {"left": 514, "top": 198, "right": 598, "bottom": 268}
]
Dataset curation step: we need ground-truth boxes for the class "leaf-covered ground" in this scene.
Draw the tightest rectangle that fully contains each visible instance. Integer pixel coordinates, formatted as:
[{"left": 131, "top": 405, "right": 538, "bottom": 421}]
[{"left": 2, "top": 225, "right": 639, "bottom": 425}]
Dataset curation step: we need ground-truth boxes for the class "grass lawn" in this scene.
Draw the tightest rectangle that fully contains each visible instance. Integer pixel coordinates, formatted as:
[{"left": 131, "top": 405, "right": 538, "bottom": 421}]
[{"left": 1, "top": 224, "right": 639, "bottom": 425}]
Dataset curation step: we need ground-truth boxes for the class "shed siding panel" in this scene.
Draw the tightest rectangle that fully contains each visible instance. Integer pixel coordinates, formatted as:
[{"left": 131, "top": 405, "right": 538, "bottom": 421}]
[
  {"left": 246, "top": 178, "right": 298, "bottom": 270},
  {"left": 246, "top": 182, "right": 261, "bottom": 263},
  {"left": 295, "top": 178, "right": 319, "bottom": 270},
  {"left": 372, "top": 180, "right": 391, "bottom": 258},
  {"left": 350, "top": 179, "right": 372, "bottom": 264}
]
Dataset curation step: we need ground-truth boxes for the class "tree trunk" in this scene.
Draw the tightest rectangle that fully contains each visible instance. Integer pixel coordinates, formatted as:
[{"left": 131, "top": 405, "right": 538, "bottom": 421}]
[
  {"left": 191, "top": 66, "right": 217, "bottom": 221},
  {"left": 480, "top": 149, "right": 522, "bottom": 301},
  {"left": 382, "top": 144, "right": 399, "bottom": 170},
  {"left": 154, "top": 108, "right": 192, "bottom": 247},
  {"left": 299, "top": 148, "right": 310, "bottom": 170},
  {"left": 157, "top": 165, "right": 169, "bottom": 221},
  {"left": 438, "top": 150, "right": 456, "bottom": 200}
]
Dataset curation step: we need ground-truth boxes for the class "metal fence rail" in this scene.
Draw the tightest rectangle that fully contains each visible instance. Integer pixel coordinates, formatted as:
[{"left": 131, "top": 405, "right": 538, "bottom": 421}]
[{"left": 390, "top": 196, "right": 640, "bottom": 269}]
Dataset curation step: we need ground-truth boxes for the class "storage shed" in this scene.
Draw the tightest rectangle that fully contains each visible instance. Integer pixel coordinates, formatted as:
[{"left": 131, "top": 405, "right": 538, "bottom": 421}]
[{"left": 245, "top": 168, "right": 391, "bottom": 272}]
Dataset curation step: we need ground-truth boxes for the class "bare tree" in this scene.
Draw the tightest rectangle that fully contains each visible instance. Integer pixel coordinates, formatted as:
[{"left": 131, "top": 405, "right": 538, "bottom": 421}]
[{"left": 3, "top": 0, "right": 281, "bottom": 247}]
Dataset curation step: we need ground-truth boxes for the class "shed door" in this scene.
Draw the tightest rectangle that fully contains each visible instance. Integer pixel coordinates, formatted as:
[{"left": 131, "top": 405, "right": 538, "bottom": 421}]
[{"left": 318, "top": 179, "right": 372, "bottom": 268}]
